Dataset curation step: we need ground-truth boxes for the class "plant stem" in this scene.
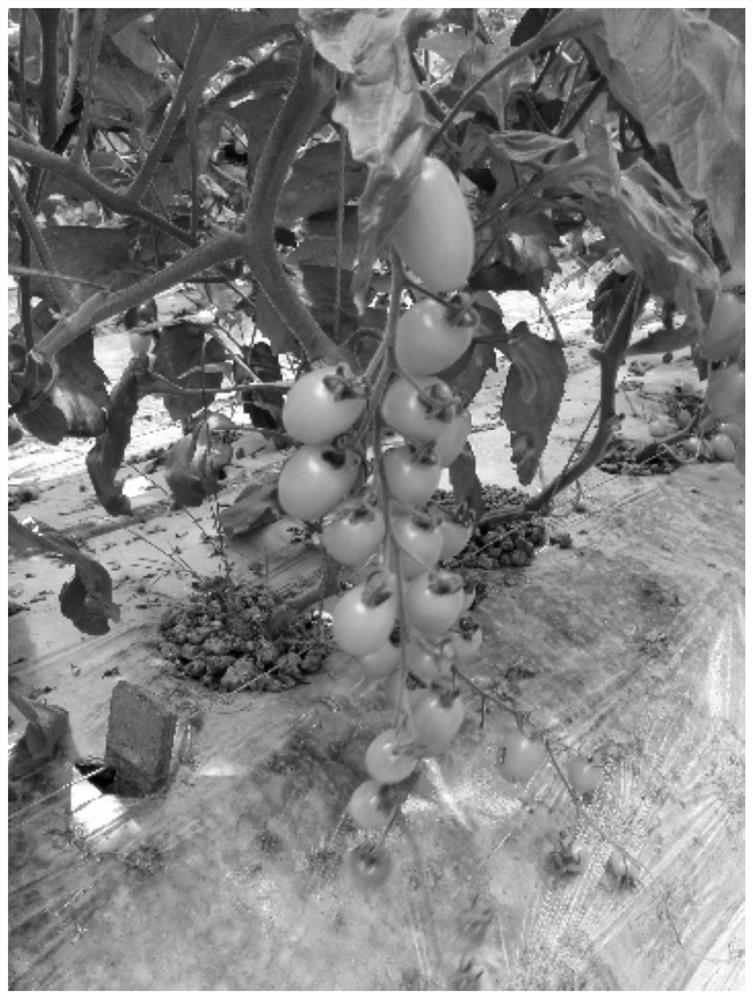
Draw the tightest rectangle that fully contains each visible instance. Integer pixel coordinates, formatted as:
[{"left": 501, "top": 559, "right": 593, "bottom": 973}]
[
  {"left": 72, "top": 10, "right": 106, "bottom": 165},
  {"left": 57, "top": 9, "right": 81, "bottom": 136}
]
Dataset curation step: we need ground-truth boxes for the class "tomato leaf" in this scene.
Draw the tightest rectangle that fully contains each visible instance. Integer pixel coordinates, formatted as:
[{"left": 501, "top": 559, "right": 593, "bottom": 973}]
[
  {"left": 219, "top": 481, "right": 281, "bottom": 538},
  {"left": 86, "top": 355, "right": 145, "bottom": 516},
  {"left": 151, "top": 322, "right": 225, "bottom": 424},
  {"left": 448, "top": 443, "right": 485, "bottom": 516},
  {"left": 500, "top": 322, "right": 568, "bottom": 486},
  {"left": 304, "top": 8, "right": 439, "bottom": 309},
  {"left": 439, "top": 341, "right": 498, "bottom": 400},
  {"left": 241, "top": 342, "right": 285, "bottom": 432},
  {"left": 164, "top": 427, "right": 232, "bottom": 508},
  {"left": 278, "top": 141, "right": 366, "bottom": 227},
  {"left": 451, "top": 30, "right": 537, "bottom": 124},
  {"left": 59, "top": 564, "right": 115, "bottom": 636}
]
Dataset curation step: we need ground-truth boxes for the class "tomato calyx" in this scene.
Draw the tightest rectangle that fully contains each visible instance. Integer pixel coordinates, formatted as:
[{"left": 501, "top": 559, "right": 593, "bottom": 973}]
[
  {"left": 444, "top": 293, "right": 479, "bottom": 330},
  {"left": 321, "top": 365, "right": 368, "bottom": 403},
  {"left": 361, "top": 568, "right": 397, "bottom": 608},
  {"left": 453, "top": 614, "right": 480, "bottom": 641},
  {"left": 423, "top": 568, "right": 464, "bottom": 597}
]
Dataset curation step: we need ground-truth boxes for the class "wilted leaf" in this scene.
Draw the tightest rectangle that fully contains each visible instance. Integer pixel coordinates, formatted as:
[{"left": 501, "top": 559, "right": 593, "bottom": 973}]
[
  {"left": 278, "top": 141, "right": 367, "bottom": 227},
  {"left": 59, "top": 565, "right": 115, "bottom": 636},
  {"left": 90, "top": 34, "right": 170, "bottom": 132},
  {"left": 448, "top": 443, "right": 485, "bottom": 515},
  {"left": 241, "top": 342, "right": 285, "bottom": 432},
  {"left": 164, "top": 426, "right": 232, "bottom": 508},
  {"left": 439, "top": 341, "right": 498, "bottom": 400},
  {"left": 16, "top": 399, "right": 70, "bottom": 445},
  {"left": 151, "top": 322, "right": 225, "bottom": 424},
  {"left": 577, "top": 8, "right": 744, "bottom": 274},
  {"left": 51, "top": 332, "right": 110, "bottom": 437},
  {"left": 500, "top": 322, "right": 568, "bottom": 486},
  {"left": 304, "top": 8, "right": 440, "bottom": 308},
  {"left": 219, "top": 481, "right": 281, "bottom": 537},
  {"left": 452, "top": 30, "right": 537, "bottom": 123},
  {"left": 86, "top": 355, "right": 145, "bottom": 516}
]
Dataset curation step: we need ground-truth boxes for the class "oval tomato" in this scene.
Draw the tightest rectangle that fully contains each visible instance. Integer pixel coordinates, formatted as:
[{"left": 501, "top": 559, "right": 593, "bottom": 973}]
[
  {"left": 497, "top": 730, "right": 545, "bottom": 783},
  {"left": 390, "top": 514, "right": 443, "bottom": 580},
  {"left": 395, "top": 298, "right": 474, "bottom": 377},
  {"left": 717, "top": 422, "right": 744, "bottom": 447},
  {"left": 710, "top": 431, "right": 737, "bottom": 462},
  {"left": 332, "top": 572, "right": 397, "bottom": 657},
  {"left": 365, "top": 727, "right": 418, "bottom": 784},
  {"left": 277, "top": 444, "right": 361, "bottom": 521},
  {"left": 322, "top": 501, "right": 386, "bottom": 567},
  {"left": 406, "top": 570, "right": 465, "bottom": 638},
  {"left": 438, "top": 510, "right": 474, "bottom": 561},
  {"left": 566, "top": 755, "right": 604, "bottom": 796},
  {"left": 411, "top": 687, "right": 465, "bottom": 755},
  {"left": 282, "top": 364, "right": 366, "bottom": 445},
  {"left": 383, "top": 445, "right": 441, "bottom": 507},
  {"left": 707, "top": 364, "right": 745, "bottom": 423},
  {"left": 434, "top": 409, "right": 472, "bottom": 467},
  {"left": 449, "top": 616, "right": 482, "bottom": 662},
  {"left": 391, "top": 157, "right": 475, "bottom": 293},
  {"left": 358, "top": 634, "right": 402, "bottom": 678},
  {"left": 347, "top": 780, "right": 391, "bottom": 830},
  {"left": 381, "top": 376, "right": 457, "bottom": 444},
  {"left": 348, "top": 842, "right": 392, "bottom": 890},
  {"left": 405, "top": 636, "right": 449, "bottom": 683},
  {"left": 699, "top": 291, "right": 745, "bottom": 361}
]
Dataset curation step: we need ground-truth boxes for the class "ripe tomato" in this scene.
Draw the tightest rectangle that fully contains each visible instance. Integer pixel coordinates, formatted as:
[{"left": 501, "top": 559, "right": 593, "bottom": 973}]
[
  {"left": 707, "top": 364, "right": 745, "bottom": 423},
  {"left": 566, "top": 755, "right": 604, "bottom": 796},
  {"left": 648, "top": 417, "right": 672, "bottom": 438},
  {"left": 358, "top": 634, "right": 402, "bottom": 678},
  {"left": 391, "top": 157, "right": 475, "bottom": 293},
  {"left": 497, "top": 730, "right": 545, "bottom": 783},
  {"left": 365, "top": 727, "right": 418, "bottom": 784},
  {"left": 449, "top": 616, "right": 482, "bottom": 662},
  {"left": 406, "top": 570, "right": 465, "bottom": 638},
  {"left": 405, "top": 636, "right": 449, "bottom": 683},
  {"left": 348, "top": 842, "right": 392, "bottom": 890},
  {"left": 347, "top": 779, "right": 391, "bottom": 830},
  {"left": 717, "top": 422, "right": 744, "bottom": 446},
  {"left": 411, "top": 687, "right": 465, "bottom": 755},
  {"left": 699, "top": 291, "right": 745, "bottom": 361},
  {"left": 390, "top": 514, "right": 443, "bottom": 580},
  {"left": 710, "top": 431, "right": 737, "bottom": 462},
  {"left": 277, "top": 444, "right": 360, "bottom": 521},
  {"left": 395, "top": 298, "right": 475, "bottom": 377},
  {"left": 332, "top": 571, "right": 397, "bottom": 657},
  {"left": 322, "top": 501, "right": 385, "bottom": 566},
  {"left": 381, "top": 376, "right": 457, "bottom": 444},
  {"left": 438, "top": 511, "right": 473, "bottom": 560},
  {"left": 434, "top": 409, "right": 472, "bottom": 466},
  {"left": 383, "top": 445, "right": 441, "bottom": 507},
  {"left": 282, "top": 364, "right": 366, "bottom": 444}
]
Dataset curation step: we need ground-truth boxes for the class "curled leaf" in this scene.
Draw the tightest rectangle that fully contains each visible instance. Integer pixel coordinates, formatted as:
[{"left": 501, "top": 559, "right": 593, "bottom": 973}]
[
  {"left": 219, "top": 481, "right": 281, "bottom": 538},
  {"left": 164, "top": 425, "right": 233, "bottom": 508}
]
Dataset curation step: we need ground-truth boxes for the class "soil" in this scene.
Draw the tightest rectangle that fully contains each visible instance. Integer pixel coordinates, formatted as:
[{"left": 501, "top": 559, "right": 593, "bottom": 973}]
[{"left": 6, "top": 264, "right": 745, "bottom": 990}]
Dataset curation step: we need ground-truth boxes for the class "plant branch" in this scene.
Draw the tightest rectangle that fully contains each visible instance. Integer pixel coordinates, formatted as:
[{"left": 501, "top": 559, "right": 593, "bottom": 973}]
[
  {"left": 9, "top": 137, "right": 197, "bottom": 247},
  {"left": 57, "top": 9, "right": 81, "bottom": 135},
  {"left": 127, "top": 10, "right": 220, "bottom": 202},
  {"left": 72, "top": 9, "right": 106, "bottom": 165},
  {"left": 36, "top": 9, "right": 60, "bottom": 149}
]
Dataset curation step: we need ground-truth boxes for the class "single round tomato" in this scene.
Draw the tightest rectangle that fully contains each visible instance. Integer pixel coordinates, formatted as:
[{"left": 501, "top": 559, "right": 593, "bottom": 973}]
[
  {"left": 405, "top": 636, "right": 449, "bottom": 683},
  {"left": 278, "top": 444, "right": 360, "bottom": 521},
  {"left": 391, "top": 157, "right": 475, "bottom": 293},
  {"left": 358, "top": 634, "right": 402, "bottom": 678},
  {"left": 449, "top": 616, "right": 482, "bottom": 662},
  {"left": 406, "top": 569, "right": 465, "bottom": 638},
  {"left": 648, "top": 417, "right": 672, "bottom": 438},
  {"left": 348, "top": 842, "right": 392, "bottom": 890},
  {"left": 710, "top": 431, "right": 737, "bottom": 462},
  {"left": 566, "top": 755, "right": 604, "bottom": 796},
  {"left": 411, "top": 687, "right": 465, "bottom": 755},
  {"left": 347, "top": 779, "right": 391, "bottom": 830},
  {"left": 282, "top": 364, "right": 366, "bottom": 444},
  {"left": 332, "top": 572, "right": 397, "bottom": 657},
  {"left": 383, "top": 445, "right": 442, "bottom": 507},
  {"left": 395, "top": 298, "right": 474, "bottom": 377},
  {"left": 381, "top": 376, "right": 457, "bottom": 444},
  {"left": 707, "top": 364, "right": 745, "bottom": 423},
  {"left": 717, "top": 422, "right": 744, "bottom": 447},
  {"left": 322, "top": 501, "right": 385, "bottom": 567},
  {"left": 390, "top": 514, "right": 443, "bottom": 580},
  {"left": 497, "top": 730, "right": 545, "bottom": 783},
  {"left": 438, "top": 511, "right": 473, "bottom": 560},
  {"left": 699, "top": 291, "right": 745, "bottom": 361},
  {"left": 434, "top": 409, "right": 472, "bottom": 467},
  {"left": 365, "top": 727, "right": 418, "bottom": 784}
]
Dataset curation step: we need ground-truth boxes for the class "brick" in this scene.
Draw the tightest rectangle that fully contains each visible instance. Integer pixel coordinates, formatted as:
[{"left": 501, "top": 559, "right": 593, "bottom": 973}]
[{"left": 104, "top": 681, "right": 177, "bottom": 796}]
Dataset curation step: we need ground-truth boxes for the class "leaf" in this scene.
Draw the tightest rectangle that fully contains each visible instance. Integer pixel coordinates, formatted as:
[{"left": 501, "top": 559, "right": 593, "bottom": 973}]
[
  {"left": 241, "top": 342, "right": 285, "bottom": 432},
  {"left": 51, "top": 332, "right": 110, "bottom": 437},
  {"left": 419, "top": 28, "right": 475, "bottom": 68},
  {"left": 571, "top": 8, "right": 744, "bottom": 274},
  {"left": 500, "top": 322, "right": 568, "bottom": 486},
  {"left": 90, "top": 34, "right": 171, "bottom": 131},
  {"left": 151, "top": 322, "right": 226, "bottom": 424},
  {"left": 59, "top": 564, "right": 115, "bottom": 636},
  {"left": 299, "top": 264, "right": 387, "bottom": 345},
  {"left": 226, "top": 95, "right": 285, "bottom": 172},
  {"left": 448, "top": 443, "right": 485, "bottom": 515},
  {"left": 452, "top": 30, "right": 537, "bottom": 123},
  {"left": 439, "top": 341, "right": 498, "bottom": 400},
  {"left": 209, "top": 40, "right": 299, "bottom": 107},
  {"left": 304, "top": 8, "right": 440, "bottom": 309},
  {"left": 219, "top": 481, "right": 281, "bottom": 538},
  {"left": 278, "top": 141, "right": 367, "bottom": 227},
  {"left": 164, "top": 427, "right": 232, "bottom": 508},
  {"left": 16, "top": 399, "right": 70, "bottom": 445},
  {"left": 289, "top": 206, "right": 361, "bottom": 270},
  {"left": 86, "top": 355, "right": 145, "bottom": 516}
]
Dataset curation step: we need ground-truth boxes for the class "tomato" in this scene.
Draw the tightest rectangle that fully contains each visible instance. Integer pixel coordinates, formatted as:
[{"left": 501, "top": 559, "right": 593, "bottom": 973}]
[
  {"left": 566, "top": 755, "right": 604, "bottom": 796},
  {"left": 710, "top": 431, "right": 737, "bottom": 462},
  {"left": 497, "top": 730, "right": 545, "bottom": 783},
  {"left": 648, "top": 417, "right": 672, "bottom": 438},
  {"left": 358, "top": 634, "right": 402, "bottom": 678},
  {"left": 390, "top": 514, "right": 443, "bottom": 580},
  {"left": 365, "top": 727, "right": 418, "bottom": 784},
  {"left": 322, "top": 501, "right": 385, "bottom": 567},
  {"left": 406, "top": 570, "right": 465, "bottom": 638},
  {"left": 391, "top": 157, "right": 475, "bottom": 293},
  {"left": 405, "top": 636, "right": 449, "bottom": 683},
  {"left": 381, "top": 376, "right": 457, "bottom": 444},
  {"left": 675, "top": 407, "right": 693, "bottom": 429},
  {"left": 282, "top": 364, "right": 366, "bottom": 445},
  {"left": 332, "top": 571, "right": 397, "bottom": 657},
  {"left": 278, "top": 444, "right": 360, "bottom": 521},
  {"left": 394, "top": 298, "right": 475, "bottom": 377},
  {"left": 383, "top": 444, "right": 442, "bottom": 507},
  {"left": 348, "top": 842, "right": 392, "bottom": 890},
  {"left": 411, "top": 687, "right": 465, "bottom": 755},
  {"left": 449, "top": 616, "right": 482, "bottom": 662},
  {"left": 699, "top": 291, "right": 745, "bottom": 361},
  {"left": 434, "top": 409, "right": 472, "bottom": 467},
  {"left": 347, "top": 779, "right": 392, "bottom": 830},
  {"left": 717, "top": 422, "right": 744, "bottom": 447},
  {"left": 682, "top": 435, "right": 701, "bottom": 457},
  {"left": 707, "top": 364, "right": 745, "bottom": 423},
  {"left": 438, "top": 511, "right": 473, "bottom": 560}
]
